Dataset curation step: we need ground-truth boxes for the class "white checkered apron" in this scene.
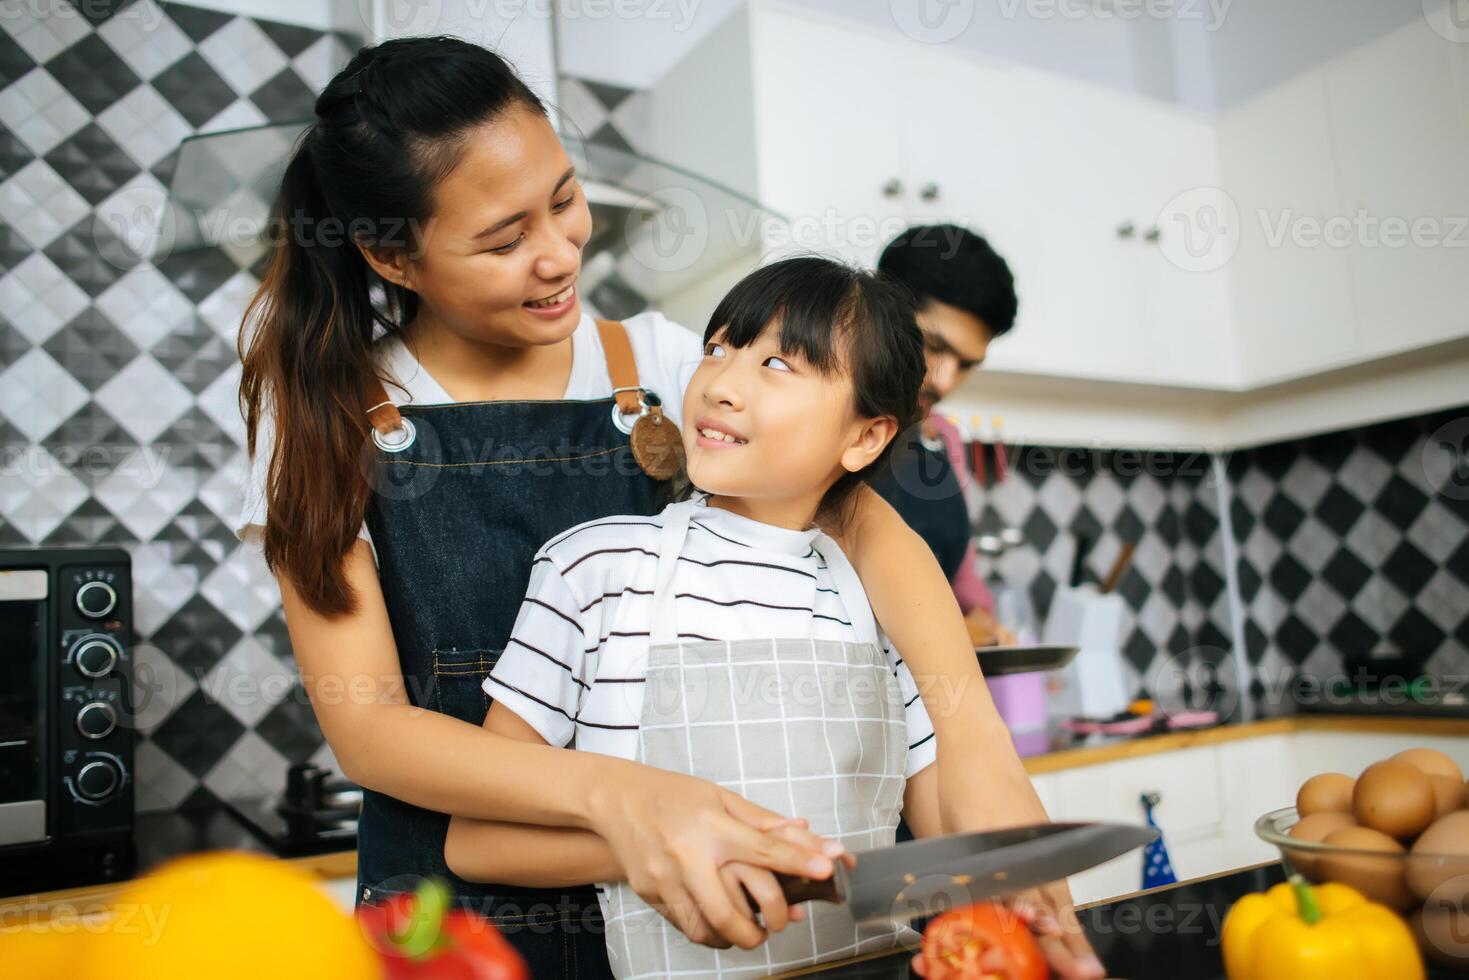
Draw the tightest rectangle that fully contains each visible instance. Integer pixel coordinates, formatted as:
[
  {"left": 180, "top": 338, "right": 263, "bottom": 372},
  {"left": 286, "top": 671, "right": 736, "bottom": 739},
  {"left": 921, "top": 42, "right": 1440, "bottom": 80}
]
[{"left": 599, "top": 501, "right": 916, "bottom": 979}]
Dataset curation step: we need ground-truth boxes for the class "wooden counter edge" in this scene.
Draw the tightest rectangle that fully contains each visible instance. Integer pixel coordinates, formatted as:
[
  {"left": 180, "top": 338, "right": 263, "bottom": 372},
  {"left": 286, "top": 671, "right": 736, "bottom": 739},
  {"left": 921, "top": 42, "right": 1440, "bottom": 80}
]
[
  {"left": 1020, "top": 714, "right": 1469, "bottom": 775},
  {"left": 2, "top": 849, "right": 357, "bottom": 921}
]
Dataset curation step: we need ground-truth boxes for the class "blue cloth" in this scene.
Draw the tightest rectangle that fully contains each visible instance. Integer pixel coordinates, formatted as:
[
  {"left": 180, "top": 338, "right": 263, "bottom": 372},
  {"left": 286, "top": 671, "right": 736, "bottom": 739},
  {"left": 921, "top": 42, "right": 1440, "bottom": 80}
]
[{"left": 1141, "top": 793, "right": 1178, "bottom": 889}]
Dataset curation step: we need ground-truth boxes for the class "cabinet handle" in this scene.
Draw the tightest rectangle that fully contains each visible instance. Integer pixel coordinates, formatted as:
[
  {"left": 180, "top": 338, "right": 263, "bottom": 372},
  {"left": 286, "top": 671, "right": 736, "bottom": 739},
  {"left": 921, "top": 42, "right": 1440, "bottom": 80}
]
[
  {"left": 1116, "top": 222, "right": 1136, "bottom": 239},
  {"left": 881, "top": 178, "right": 904, "bottom": 198},
  {"left": 1144, "top": 226, "right": 1161, "bottom": 243},
  {"left": 919, "top": 182, "right": 940, "bottom": 202}
]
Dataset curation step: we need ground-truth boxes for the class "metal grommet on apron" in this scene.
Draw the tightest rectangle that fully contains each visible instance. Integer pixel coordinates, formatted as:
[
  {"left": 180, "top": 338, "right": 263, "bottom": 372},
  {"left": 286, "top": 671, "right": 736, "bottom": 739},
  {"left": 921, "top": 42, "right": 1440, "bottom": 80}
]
[
  {"left": 367, "top": 398, "right": 417, "bottom": 452},
  {"left": 598, "top": 500, "right": 917, "bottom": 980}
]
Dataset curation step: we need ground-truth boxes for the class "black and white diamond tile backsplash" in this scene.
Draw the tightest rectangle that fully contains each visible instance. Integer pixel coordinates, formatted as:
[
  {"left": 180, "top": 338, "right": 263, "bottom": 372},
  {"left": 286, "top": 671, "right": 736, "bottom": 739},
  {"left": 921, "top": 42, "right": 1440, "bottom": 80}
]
[
  {"left": 3, "top": 0, "right": 1466, "bottom": 815},
  {"left": 0, "top": 0, "right": 356, "bottom": 813},
  {"left": 1226, "top": 409, "right": 1469, "bottom": 705}
]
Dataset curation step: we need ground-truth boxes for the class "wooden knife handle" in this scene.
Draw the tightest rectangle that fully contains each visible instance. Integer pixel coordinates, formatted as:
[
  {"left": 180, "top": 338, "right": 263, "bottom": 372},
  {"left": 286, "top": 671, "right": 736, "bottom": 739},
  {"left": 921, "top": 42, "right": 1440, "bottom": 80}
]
[{"left": 740, "top": 869, "right": 845, "bottom": 911}]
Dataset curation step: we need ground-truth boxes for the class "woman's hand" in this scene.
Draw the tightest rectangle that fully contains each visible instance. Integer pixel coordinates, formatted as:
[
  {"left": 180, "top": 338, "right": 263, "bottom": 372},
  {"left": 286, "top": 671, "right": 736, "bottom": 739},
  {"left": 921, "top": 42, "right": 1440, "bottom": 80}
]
[{"left": 588, "top": 763, "right": 844, "bottom": 950}]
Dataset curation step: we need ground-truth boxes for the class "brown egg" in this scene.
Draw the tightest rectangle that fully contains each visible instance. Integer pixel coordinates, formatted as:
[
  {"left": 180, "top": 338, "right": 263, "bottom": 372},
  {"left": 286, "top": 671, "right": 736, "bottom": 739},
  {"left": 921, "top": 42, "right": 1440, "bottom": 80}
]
[
  {"left": 1394, "top": 748, "right": 1465, "bottom": 783},
  {"left": 1413, "top": 897, "right": 1469, "bottom": 970},
  {"left": 1407, "top": 811, "right": 1469, "bottom": 904},
  {"left": 1297, "top": 772, "right": 1356, "bottom": 816},
  {"left": 1353, "top": 760, "right": 1436, "bottom": 840},
  {"left": 1287, "top": 811, "right": 1357, "bottom": 878},
  {"left": 1319, "top": 825, "right": 1413, "bottom": 909},
  {"left": 1431, "top": 774, "right": 1467, "bottom": 820}
]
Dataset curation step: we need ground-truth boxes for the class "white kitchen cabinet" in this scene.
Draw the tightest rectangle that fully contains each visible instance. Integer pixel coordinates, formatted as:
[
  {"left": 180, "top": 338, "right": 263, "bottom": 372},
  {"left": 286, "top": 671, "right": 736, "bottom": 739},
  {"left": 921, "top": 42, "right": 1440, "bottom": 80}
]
[
  {"left": 1321, "top": 20, "right": 1469, "bottom": 361},
  {"left": 1217, "top": 15, "right": 1469, "bottom": 387},
  {"left": 649, "top": 2, "right": 1236, "bottom": 390},
  {"left": 1050, "top": 746, "right": 1224, "bottom": 904}
]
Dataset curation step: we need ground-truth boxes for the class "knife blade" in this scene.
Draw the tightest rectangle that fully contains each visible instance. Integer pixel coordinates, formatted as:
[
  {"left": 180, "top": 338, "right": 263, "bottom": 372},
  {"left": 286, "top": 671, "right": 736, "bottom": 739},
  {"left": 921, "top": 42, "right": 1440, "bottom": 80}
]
[{"left": 769, "top": 821, "right": 1158, "bottom": 924}]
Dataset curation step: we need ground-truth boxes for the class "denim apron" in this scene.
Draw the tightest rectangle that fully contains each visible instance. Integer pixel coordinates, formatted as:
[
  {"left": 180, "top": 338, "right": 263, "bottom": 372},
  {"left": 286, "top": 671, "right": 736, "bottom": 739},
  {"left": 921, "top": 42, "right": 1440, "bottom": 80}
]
[
  {"left": 358, "top": 326, "right": 665, "bottom": 979},
  {"left": 598, "top": 500, "right": 916, "bottom": 979}
]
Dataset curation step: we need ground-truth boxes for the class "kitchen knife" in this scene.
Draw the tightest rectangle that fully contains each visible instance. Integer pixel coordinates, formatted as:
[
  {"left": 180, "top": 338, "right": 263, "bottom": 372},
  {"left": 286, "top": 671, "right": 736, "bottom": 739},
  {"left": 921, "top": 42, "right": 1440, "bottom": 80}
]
[{"left": 767, "top": 821, "right": 1158, "bottom": 924}]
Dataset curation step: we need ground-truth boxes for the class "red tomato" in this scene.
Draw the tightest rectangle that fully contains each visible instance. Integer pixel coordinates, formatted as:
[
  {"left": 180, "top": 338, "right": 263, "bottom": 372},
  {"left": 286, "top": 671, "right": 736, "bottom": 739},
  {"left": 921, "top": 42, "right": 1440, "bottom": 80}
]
[{"left": 914, "top": 902, "right": 1049, "bottom": 980}]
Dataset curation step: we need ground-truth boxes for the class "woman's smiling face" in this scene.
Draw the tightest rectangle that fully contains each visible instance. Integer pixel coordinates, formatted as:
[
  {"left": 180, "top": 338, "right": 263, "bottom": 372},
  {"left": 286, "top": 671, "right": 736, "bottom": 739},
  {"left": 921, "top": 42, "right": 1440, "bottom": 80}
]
[
  {"left": 683, "top": 322, "right": 869, "bottom": 509},
  {"left": 383, "top": 104, "right": 593, "bottom": 347}
]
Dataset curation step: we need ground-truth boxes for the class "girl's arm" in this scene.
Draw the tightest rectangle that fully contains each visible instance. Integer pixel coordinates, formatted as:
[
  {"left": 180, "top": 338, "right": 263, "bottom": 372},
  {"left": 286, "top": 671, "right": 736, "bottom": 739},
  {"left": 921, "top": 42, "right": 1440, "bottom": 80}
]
[
  {"left": 831, "top": 486, "right": 1105, "bottom": 980},
  {"left": 278, "top": 539, "right": 837, "bottom": 950},
  {"left": 901, "top": 764, "right": 944, "bottom": 839}
]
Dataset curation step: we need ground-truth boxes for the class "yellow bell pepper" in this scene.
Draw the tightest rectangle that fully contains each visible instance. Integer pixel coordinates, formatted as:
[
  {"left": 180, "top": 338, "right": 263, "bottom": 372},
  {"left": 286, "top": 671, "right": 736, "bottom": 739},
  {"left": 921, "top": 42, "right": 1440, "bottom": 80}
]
[{"left": 1222, "top": 875, "right": 1423, "bottom": 980}]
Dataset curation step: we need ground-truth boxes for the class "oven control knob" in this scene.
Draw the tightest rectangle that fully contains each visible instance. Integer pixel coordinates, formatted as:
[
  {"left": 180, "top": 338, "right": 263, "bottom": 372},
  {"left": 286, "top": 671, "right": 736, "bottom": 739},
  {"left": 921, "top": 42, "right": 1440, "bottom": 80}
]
[
  {"left": 76, "top": 701, "right": 118, "bottom": 740},
  {"left": 73, "top": 637, "right": 120, "bottom": 678},
  {"left": 76, "top": 760, "right": 121, "bottom": 801},
  {"left": 76, "top": 581, "right": 118, "bottom": 619}
]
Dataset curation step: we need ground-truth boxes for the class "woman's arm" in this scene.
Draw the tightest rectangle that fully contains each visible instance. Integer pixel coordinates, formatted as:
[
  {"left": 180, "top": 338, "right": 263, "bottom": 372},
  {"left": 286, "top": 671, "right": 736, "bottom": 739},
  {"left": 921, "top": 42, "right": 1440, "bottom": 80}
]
[
  {"left": 445, "top": 702, "right": 621, "bottom": 886},
  {"left": 830, "top": 487, "right": 1104, "bottom": 980},
  {"left": 278, "top": 539, "right": 838, "bottom": 949}
]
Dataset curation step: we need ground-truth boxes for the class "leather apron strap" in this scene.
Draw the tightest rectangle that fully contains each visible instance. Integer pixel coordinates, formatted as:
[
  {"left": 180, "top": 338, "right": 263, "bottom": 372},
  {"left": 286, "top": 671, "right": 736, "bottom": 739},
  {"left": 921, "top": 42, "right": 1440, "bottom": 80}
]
[
  {"left": 594, "top": 318, "right": 644, "bottom": 416},
  {"left": 362, "top": 320, "right": 641, "bottom": 433}
]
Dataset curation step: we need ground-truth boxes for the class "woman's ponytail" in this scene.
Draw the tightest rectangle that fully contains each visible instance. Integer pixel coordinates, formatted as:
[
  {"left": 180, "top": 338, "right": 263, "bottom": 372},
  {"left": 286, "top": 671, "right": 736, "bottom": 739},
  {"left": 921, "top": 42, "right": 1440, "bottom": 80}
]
[{"left": 238, "top": 37, "right": 544, "bottom": 616}]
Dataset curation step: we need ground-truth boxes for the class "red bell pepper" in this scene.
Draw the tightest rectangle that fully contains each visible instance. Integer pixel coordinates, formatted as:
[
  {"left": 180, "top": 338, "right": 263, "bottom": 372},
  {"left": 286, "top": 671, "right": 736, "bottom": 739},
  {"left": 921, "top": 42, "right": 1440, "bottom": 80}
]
[{"left": 357, "top": 879, "right": 529, "bottom": 980}]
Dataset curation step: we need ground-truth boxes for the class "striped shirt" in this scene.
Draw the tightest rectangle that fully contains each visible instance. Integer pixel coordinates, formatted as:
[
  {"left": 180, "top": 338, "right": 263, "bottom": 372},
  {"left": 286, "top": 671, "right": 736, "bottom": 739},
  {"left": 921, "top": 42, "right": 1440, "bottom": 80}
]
[{"left": 485, "top": 495, "right": 937, "bottom": 778}]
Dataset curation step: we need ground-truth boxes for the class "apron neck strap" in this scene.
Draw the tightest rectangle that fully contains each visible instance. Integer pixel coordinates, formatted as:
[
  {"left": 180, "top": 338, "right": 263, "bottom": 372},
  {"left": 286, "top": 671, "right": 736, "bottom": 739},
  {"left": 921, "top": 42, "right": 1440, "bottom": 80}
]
[
  {"left": 813, "top": 533, "right": 882, "bottom": 648},
  {"left": 649, "top": 500, "right": 698, "bottom": 646},
  {"left": 595, "top": 319, "right": 643, "bottom": 417}
]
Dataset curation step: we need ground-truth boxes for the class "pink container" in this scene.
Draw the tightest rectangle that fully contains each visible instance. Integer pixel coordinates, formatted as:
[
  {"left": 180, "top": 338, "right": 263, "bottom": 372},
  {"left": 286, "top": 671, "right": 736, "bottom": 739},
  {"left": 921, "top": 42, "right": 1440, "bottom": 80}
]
[{"left": 987, "top": 671, "right": 1048, "bottom": 734}]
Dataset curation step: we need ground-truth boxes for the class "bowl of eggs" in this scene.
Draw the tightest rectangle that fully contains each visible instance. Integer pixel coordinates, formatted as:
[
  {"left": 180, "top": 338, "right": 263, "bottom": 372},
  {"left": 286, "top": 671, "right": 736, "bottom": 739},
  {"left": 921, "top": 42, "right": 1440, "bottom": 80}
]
[{"left": 1255, "top": 748, "right": 1469, "bottom": 972}]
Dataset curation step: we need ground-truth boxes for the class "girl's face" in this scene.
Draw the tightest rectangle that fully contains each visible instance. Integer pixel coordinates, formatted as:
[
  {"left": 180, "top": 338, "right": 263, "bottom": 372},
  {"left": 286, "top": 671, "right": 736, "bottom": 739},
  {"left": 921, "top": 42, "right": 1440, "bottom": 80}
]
[
  {"left": 682, "top": 323, "right": 897, "bottom": 517},
  {"left": 368, "top": 105, "right": 593, "bottom": 347}
]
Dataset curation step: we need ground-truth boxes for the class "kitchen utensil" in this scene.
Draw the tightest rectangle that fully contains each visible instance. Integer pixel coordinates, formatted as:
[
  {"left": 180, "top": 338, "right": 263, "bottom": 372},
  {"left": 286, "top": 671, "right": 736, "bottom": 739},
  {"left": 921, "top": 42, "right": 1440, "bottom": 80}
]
[
  {"left": 1069, "top": 534, "right": 1094, "bottom": 588},
  {"left": 1043, "top": 587, "right": 1129, "bottom": 720},
  {"left": 975, "top": 644, "right": 1079, "bottom": 676},
  {"left": 766, "top": 821, "right": 1158, "bottom": 924},
  {"left": 1099, "top": 540, "right": 1137, "bottom": 595}
]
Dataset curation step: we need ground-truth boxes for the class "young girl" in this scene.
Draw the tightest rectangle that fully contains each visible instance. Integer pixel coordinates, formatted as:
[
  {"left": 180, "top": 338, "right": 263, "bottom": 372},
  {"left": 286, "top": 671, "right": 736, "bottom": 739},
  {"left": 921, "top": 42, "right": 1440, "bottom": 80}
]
[{"left": 446, "top": 257, "right": 951, "bottom": 977}]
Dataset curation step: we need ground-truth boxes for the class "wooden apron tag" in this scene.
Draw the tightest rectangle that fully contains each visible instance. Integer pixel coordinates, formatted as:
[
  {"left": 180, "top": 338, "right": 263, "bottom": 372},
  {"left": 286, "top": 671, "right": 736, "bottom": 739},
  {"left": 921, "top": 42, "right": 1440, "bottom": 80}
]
[{"left": 630, "top": 404, "right": 684, "bottom": 481}]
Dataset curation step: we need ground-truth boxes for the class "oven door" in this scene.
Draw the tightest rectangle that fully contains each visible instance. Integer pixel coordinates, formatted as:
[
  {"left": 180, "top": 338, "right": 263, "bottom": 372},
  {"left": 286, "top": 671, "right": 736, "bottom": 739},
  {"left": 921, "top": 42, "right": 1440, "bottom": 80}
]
[{"left": 0, "top": 569, "right": 47, "bottom": 847}]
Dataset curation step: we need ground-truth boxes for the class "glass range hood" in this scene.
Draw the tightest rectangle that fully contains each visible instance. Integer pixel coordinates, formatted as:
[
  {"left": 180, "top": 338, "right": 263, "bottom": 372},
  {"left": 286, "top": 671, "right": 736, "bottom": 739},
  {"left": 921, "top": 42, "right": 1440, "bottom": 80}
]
[{"left": 160, "top": 121, "right": 787, "bottom": 321}]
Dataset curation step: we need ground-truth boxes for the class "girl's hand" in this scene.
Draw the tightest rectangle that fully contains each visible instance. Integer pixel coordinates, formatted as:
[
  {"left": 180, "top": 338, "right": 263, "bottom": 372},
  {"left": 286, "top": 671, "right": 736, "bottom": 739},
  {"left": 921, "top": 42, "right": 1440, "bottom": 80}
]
[
  {"left": 1004, "top": 881, "right": 1106, "bottom": 980},
  {"left": 588, "top": 765, "right": 843, "bottom": 949}
]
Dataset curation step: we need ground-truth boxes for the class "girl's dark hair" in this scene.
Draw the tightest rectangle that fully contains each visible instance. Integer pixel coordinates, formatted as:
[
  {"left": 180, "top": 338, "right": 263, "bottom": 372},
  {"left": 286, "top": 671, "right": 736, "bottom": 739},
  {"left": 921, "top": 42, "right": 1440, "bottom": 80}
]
[
  {"left": 703, "top": 256, "right": 925, "bottom": 523},
  {"left": 238, "top": 37, "right": 545, "bottom": 616}
]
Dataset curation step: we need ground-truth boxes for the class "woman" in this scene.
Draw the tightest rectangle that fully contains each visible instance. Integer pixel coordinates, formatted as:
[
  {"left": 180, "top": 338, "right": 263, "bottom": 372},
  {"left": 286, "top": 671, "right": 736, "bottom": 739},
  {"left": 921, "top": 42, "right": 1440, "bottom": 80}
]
[{"left": 236, "top": 36, "right": 1102, "bottom": 980}]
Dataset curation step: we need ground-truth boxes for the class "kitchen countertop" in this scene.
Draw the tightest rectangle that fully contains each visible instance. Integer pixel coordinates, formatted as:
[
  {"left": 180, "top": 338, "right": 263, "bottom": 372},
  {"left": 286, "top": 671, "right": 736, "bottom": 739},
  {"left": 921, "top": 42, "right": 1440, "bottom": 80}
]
[
  {"left": 777, "top": 860, "right": 1458, "bottom": 979},
  {"left": 11, "top": 712, "right": 1467, "bottom": 921},
  {"left": 1013, "top": 713, "right": 1469, "bottom": 774}
]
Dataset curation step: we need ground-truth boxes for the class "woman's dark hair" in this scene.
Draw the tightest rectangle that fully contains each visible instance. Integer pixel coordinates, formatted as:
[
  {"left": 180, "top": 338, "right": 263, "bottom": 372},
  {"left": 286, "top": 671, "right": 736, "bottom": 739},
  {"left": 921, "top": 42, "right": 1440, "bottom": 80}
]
[
  {"left": 239, "top": 37, "right": 545, "bottom": 616},
  {"left": 878, "top": 223, "right": 1017, "bottom": 336},
  {"left": 703, "top": 256, "right": 925, "bottom": 524}
]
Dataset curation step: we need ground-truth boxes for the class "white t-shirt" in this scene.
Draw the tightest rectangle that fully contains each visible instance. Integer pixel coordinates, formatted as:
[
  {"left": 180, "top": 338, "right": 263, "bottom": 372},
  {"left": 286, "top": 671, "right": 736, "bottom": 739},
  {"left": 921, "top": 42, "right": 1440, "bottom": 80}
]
[
  {"left": 485, "top": 495, "right": 938, "bottom": 778},
  {"left": 233, "top": 310, "right": 704, "bottom": 559}
]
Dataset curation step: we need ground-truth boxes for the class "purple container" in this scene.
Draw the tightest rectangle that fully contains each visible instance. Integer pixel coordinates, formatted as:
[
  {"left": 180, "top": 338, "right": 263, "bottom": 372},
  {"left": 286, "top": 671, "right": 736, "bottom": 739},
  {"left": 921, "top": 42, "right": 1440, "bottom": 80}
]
[{"left": 987, "top": 671, "right": 1048, "bottom": 733}]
